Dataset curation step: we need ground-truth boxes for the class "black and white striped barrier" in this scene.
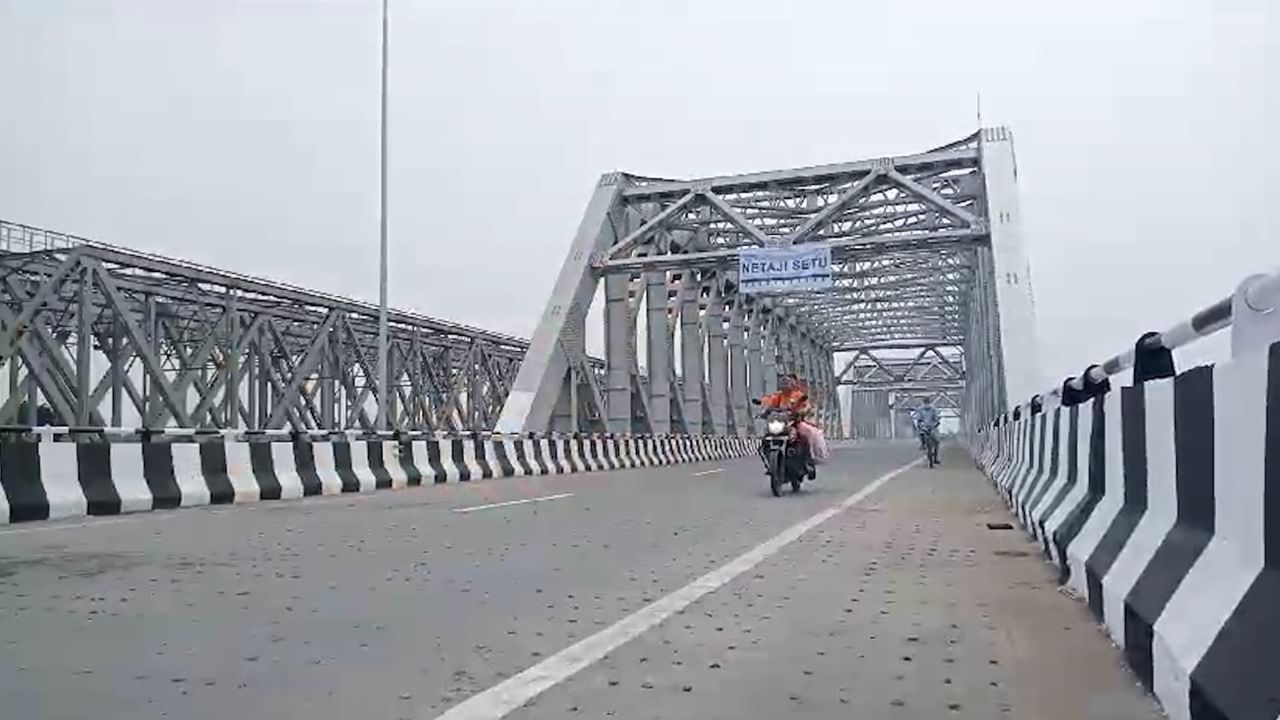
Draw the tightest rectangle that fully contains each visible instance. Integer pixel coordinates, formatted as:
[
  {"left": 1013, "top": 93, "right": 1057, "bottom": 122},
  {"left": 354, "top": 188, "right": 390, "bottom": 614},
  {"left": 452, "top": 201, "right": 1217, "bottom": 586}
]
[
  {"left": 973, "top": 341, "right": 1279, "bottom": 720},
  {"left": 0, "top": 433, "right": 754, "bottom": 525}
]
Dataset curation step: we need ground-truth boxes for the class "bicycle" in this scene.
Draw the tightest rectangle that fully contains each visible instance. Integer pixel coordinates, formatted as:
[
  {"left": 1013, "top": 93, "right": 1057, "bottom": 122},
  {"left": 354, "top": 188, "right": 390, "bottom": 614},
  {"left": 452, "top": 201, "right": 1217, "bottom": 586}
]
[{"left": 919, "top": 427, "right": 940, "bottom": 468}]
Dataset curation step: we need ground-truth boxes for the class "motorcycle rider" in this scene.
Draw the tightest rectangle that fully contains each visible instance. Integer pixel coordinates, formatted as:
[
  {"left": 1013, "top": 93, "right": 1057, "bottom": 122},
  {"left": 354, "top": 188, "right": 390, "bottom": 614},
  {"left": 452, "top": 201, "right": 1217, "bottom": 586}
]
[{"left": 759, "top": 373, "right": 817, "bottom": 479}]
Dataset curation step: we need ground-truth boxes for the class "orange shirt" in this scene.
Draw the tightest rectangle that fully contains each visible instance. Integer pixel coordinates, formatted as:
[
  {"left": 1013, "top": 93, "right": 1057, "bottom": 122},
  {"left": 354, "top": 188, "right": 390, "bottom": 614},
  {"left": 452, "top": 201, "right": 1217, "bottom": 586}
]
[{"left": 761, "top": 387, "right": 811, "bottom": 415}]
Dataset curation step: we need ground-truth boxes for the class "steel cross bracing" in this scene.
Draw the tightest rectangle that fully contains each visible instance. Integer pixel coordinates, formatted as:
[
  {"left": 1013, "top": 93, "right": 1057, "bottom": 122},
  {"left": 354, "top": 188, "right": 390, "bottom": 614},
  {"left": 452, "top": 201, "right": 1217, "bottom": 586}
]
[
  {"left": 499, "top": 128, "right": 1040, "bottom": 436},
  {"left": 0, "top": 220, "right": 597, "bottom": 432},
  {"left": 836, "top": 344, "right": 964, "bottom": 422}
]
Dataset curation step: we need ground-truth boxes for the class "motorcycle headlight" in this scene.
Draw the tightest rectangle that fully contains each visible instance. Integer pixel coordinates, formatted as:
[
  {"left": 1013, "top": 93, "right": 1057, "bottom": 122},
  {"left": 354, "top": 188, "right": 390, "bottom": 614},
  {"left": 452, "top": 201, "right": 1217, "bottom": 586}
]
[{"left": 766, "top": 420, "right": 786, "bottom": 435}]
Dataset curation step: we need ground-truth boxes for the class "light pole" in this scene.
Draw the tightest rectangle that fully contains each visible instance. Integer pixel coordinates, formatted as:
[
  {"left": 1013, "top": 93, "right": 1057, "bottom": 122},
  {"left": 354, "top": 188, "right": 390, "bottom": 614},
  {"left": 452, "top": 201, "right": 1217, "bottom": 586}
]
[{"left": 375, "top": 0, "right": 390, "bottom": 432}]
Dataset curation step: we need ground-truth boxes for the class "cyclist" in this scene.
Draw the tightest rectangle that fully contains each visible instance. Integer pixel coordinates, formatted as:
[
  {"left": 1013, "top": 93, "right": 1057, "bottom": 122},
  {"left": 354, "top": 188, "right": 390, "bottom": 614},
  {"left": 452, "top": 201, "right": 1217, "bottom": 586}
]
[
  {"left": 916, "top": 398, "right": 940, "bottom": 460},
  {"left": 910, "top": 407, "right": 924, "bottom": 449}
]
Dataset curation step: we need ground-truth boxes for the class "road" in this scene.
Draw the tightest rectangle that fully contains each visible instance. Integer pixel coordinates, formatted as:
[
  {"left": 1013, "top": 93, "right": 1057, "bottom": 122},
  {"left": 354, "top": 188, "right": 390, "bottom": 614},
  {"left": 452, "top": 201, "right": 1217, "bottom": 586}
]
[{"left": 0, "top": 442, "right": 1160, "bottom": 720}]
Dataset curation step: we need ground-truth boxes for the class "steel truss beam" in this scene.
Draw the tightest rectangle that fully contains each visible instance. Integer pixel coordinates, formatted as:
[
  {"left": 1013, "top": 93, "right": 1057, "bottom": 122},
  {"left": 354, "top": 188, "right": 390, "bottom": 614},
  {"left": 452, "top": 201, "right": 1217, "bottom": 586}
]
[
  {"left": 0, "top": 221, "right": 585, "bottom": 431},
  {"left": 500, "top": 129, "right": 1039, "bottom": 436}
]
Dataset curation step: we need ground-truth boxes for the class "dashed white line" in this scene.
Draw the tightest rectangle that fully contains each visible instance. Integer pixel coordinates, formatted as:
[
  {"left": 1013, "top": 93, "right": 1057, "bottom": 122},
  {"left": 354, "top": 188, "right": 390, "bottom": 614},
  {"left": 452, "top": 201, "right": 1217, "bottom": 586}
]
[
  {"left": 692, "top": 468, "right": 725, "bottom": 476},
  {"left": 428, "top": 457, "right": 922, "bottom": 720},
  {"left": 451, "top": 493, "right": 574, "bottom": 514}
]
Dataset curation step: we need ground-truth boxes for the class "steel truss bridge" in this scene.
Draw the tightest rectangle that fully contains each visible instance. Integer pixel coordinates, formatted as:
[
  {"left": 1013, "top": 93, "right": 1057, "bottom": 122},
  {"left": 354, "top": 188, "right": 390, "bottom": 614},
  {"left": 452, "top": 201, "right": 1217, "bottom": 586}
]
[
  {"left": 500, "top": 128, "right": 1039, "bottom": 437},
  {"left": 0, "top": 222, "right": 604, "bottom": 432},
  {"left": 0, "top": 128, "right": 1039, "bottom": 436}
]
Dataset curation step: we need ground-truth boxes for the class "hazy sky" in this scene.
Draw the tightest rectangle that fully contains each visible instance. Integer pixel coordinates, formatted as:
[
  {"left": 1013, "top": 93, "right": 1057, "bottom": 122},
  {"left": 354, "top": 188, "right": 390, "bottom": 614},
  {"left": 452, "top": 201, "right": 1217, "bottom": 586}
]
[{"left": 2, "top": 0, "right": 1276, "bottom": 390}]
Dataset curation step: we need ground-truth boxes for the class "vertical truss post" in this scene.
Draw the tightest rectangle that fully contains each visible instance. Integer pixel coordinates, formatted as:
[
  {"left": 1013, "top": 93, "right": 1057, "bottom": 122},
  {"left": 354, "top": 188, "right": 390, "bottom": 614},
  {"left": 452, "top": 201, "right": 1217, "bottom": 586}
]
[
  {"left": 762, "top": 313, "right": 779, "bottom": 397},
  {"left": 819, "top": 344, "right": 839, "bottom": 435},
  {"left": 727, "top": 296, "right": 749, "bottom": 436},
  {"left": 75, "top": 266, "right": 93, "bottom": 426},
  {"left": 5, "top": 351, "right": 18, "bottom": 424},
  {"left": 224, "top": 295, "right": 239, "bottom": 429},
  {"left": 144, "top": 296, "right": 158, "bottom": 422},
  {"left": 110, "top": 313, "right": 123, "bottom": 426},
  {"left": 746, "top": 307, "right": 764, "bottom": 435},
  {"left": 604, "top": 272, "right": 632, "bottom": 433},
  {"left": 680, "top": 271, "right": 704, "bottom": 434},
  {"left": 257, "top": 333, "right": 271, "bottom": 429},
  {"left": 25, "top": 363, "right": 37, "bottom": 425},
  {"left": 387, "top": 347, "right": 399, "bottom": 429},
  {"left": 705, "top": 281, "right": 728, "bottom": 434},
  {"left": 778, "top": 320, "right": 795, "bottom": 377},
  {"left": 319, "top": 330, "right": 333, "bottom": 429},
  {"left": 246, "top": 328, "right": 259, "bottom": 429},
  {"left": 645, "top": 270, "right": 671, "bottom": 434}
]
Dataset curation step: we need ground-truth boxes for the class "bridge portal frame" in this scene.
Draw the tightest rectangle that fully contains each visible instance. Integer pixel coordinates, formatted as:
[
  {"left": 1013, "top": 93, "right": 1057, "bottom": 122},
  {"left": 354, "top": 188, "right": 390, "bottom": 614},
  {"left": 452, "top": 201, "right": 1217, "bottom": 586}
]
[{"left": 499, "top": 128, "right": 1041, "bottom": 437}]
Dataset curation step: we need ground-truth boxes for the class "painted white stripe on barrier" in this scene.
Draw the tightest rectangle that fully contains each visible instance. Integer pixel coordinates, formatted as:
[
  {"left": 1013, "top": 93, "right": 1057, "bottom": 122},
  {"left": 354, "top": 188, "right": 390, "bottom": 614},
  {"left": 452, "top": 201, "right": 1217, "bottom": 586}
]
[
  {"left": 270, "top": 443, "right": 306, "bottom": 500},
  {"left": 642, "top": 438, "right": 659, "bottom": 466},
  {"left": 1044, "top": 406, "right": 1095, "bottom": 567},
  {"left": 460, "top": 439, "right": 485, "bottom": 481},
  {"left": 475, "top": 440, "right": 497, "bottom": 478},
  {"left": 0, "top": 464, "right": 8, "bottom": 523},
  {"left": 579, "top": 439, "right": 598, "bottom": 473},
  {"left": 1026, "top": 412, "right": 1064, "bottom": 543},
  {"left": 223, "top": 441, "right": 260, "bottom": 503},
  {"left": 560, "top": 438, "right": 577, "bottom": 473},
  {"left": 348, "top": 442, "right": 378, "bottom": 492},
  {"left": 1065, "top": 393, "right": 1125, "bottom": 599},
  {"left": 409, "top": 441, "right": 434, "bottom": 483},
  {"left": 515, "top": 439, "right": 536, "bottom": 475},
  {"left": 432, "top": 458, "right": 921, "bottom": 720},
  {"left": 109, "top": 444, "right": 153, "bottom": 513},
  {"left": 383, "top": 442, "right": 409, "bottom": 489},
  {"left": 603, "top": 438, "right": 620, "bottom": 470},
  {"left": 39, "top": 442, "right": 86, "bottom": 520},
  {"left": 1151, "top": 355, "right": 1269, "bottom": 720},
  {"left": 540, "top": 438, "right": 561, "bottom": 475},
  {"left": 171, "top": 443, "right": 210, "bottom": 507},
  {"left": 506, "top": 440, "right": 526, "bottom": 477},
  {"left": 1100, "top": 379, "right": 1177, "bottom": 646},
  {"left": 1013, "top": 416, "right": 1039, "bottom": 524},
  {"left": 312, "top": 443, "right": 344, "bottom": 495}
]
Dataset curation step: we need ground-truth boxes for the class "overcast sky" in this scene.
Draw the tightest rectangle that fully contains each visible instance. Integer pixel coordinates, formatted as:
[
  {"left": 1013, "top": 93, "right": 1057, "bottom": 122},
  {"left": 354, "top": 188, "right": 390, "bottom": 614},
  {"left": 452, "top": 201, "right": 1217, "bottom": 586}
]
[{"left": 2, "top": 0, "right": 1276, "bottom": 389}]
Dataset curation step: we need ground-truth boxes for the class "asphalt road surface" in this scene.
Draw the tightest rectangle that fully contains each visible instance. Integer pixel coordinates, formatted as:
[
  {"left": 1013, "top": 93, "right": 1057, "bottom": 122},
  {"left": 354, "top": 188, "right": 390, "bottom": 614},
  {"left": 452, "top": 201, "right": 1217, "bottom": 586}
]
[{"left": 0, "top": 442, "right": 1161, "bottom": 719}]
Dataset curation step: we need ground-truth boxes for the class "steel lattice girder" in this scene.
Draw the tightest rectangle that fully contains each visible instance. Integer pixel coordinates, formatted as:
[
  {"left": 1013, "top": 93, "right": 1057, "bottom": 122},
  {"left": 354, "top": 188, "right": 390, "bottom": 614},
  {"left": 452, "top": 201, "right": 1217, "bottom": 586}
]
[
  {"left": 836, "top": 345, "right": 964, "bottom": 396},
  {"left": 499, "top": 128, "right": 1040, "bottom": 435},
  {"left": 0, "top": 220, "right": 592, "bottom": 431}
]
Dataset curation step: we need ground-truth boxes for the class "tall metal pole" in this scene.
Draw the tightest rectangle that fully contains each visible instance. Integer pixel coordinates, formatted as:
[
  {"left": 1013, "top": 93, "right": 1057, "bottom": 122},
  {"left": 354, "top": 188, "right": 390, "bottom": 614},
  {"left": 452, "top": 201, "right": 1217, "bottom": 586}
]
[{"left": 375, "top": 0, "right": 390, "bottom": 431}]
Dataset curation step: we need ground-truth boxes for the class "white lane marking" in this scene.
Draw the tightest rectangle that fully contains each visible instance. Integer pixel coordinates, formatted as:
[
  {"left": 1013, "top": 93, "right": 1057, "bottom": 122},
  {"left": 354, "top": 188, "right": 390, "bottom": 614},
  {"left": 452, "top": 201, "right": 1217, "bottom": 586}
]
[
  {"left": 430, "top": 457, "right": 922, "bottom": 720},
  {"left": 692, "top": 468, "right": 725, "bottom": 477},
  {"left": 451, "top": 493, "right": 574, "bottom": 514}
]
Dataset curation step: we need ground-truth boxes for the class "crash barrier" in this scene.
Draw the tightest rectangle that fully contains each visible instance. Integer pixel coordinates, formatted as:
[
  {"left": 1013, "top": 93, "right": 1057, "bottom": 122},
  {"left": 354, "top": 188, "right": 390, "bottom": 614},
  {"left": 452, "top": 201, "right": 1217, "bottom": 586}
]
[
  {"left": 0, "top": 431, "right": 755, "bottom": 525},
  {"left": 974, "top": 340, "right": 1278, "bottom": 720}
]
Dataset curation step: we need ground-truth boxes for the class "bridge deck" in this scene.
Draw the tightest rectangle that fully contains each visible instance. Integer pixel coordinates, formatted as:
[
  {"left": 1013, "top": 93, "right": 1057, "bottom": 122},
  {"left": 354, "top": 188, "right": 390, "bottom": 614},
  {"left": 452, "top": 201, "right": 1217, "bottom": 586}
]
[{"left": 0, "top": 444, "right": 1159, "bottom": 719}]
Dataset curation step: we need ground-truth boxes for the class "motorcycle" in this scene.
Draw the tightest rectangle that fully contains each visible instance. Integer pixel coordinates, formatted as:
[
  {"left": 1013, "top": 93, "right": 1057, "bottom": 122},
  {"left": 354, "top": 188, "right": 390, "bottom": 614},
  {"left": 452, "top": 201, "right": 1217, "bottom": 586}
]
[{"left": 753, "top": 402, "right": 808, "bottom": 497}]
